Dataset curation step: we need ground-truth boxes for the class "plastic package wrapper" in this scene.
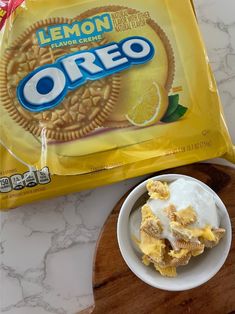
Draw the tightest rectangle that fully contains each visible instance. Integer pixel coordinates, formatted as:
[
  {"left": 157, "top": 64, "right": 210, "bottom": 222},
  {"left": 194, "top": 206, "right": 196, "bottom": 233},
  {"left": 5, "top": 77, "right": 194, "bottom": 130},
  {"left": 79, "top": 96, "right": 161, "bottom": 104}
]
[{"left": 0, "top": 0, "right": 234, "bottom": 217}]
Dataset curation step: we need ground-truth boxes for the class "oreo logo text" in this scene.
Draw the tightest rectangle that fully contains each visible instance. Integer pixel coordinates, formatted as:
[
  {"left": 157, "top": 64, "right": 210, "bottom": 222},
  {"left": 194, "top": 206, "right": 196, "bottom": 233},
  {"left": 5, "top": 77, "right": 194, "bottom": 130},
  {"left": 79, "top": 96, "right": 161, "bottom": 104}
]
[{"left": 17, "top": 37, "right": 155, "bottom": 112}]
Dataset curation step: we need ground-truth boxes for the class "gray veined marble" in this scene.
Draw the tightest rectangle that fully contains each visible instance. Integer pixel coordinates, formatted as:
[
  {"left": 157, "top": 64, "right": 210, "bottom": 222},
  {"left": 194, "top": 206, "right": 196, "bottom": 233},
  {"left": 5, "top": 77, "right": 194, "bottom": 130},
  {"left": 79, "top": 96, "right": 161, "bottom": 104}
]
[
  {"left": 196, "top": 0, "right": 235, "bottom": 143},
  {"left": 1, "top": 1, "right": 235, "bottom": 314}
]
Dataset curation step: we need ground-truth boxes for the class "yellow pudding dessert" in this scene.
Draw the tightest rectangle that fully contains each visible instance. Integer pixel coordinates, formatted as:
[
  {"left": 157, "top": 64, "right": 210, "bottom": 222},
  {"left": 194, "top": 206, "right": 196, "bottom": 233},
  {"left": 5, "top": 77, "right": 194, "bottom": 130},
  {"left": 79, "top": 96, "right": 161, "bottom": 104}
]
[{"left": 130, "top": 178, "right": 226, "bottom": 277}]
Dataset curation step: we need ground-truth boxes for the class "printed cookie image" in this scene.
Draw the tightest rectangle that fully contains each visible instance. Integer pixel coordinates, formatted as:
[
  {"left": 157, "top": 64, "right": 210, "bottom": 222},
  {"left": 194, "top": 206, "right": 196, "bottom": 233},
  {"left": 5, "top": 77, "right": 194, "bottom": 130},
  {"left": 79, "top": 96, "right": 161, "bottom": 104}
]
[
  {"left": 130, "top": 178, "right": 225, "bottom": 277},
  {"left": 76, "top": 6, "right": 175, "bottom": 128},
  {"left": 0, "top": 18, "right": 120, "bottom": 141}
]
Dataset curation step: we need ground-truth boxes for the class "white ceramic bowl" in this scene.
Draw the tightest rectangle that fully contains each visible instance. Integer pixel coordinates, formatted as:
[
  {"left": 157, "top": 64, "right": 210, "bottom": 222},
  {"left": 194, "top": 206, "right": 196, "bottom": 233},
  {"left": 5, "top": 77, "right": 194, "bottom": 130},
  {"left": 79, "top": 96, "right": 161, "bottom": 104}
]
[{"left": 117, "top": 174, "right": 232, "bottom": 291}]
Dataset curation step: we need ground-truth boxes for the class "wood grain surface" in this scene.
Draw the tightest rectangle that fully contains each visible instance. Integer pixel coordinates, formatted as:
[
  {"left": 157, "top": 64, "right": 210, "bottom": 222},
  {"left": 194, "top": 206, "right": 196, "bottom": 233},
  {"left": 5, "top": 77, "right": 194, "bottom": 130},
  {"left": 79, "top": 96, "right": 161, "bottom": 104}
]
[{"left": 90, "top": 164, "right": 235, "bottom": 314}]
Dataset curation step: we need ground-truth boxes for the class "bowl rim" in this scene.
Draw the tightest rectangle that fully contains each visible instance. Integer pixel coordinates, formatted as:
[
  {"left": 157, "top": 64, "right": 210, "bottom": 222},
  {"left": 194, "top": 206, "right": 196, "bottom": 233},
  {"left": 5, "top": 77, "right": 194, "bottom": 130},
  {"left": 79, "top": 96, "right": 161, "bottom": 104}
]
[{"left": 117, "top": 174, "right": 232, "bottom": 291}]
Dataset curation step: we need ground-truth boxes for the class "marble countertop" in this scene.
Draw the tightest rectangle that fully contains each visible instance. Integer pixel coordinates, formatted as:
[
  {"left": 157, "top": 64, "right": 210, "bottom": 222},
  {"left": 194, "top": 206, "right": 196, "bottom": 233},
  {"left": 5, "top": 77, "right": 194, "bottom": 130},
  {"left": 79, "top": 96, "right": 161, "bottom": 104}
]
[{"left": 1, "top": 1, "right": 235, "bottom": 313}]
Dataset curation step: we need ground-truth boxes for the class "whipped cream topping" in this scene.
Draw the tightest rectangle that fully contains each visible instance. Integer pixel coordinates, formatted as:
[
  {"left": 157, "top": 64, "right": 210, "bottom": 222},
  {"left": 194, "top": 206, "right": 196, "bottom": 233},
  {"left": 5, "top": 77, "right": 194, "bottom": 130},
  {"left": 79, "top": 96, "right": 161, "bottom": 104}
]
[{"left": 129, "top": 178, "right": 220, "bottom": 246}]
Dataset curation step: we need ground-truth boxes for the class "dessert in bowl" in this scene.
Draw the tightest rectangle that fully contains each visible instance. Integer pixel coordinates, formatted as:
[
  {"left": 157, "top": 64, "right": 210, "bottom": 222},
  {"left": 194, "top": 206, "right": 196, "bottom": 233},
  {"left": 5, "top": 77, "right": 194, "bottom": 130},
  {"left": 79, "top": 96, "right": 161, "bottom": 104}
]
[{"left": 117, "top": 174, "right": 232, "bottom": 291}]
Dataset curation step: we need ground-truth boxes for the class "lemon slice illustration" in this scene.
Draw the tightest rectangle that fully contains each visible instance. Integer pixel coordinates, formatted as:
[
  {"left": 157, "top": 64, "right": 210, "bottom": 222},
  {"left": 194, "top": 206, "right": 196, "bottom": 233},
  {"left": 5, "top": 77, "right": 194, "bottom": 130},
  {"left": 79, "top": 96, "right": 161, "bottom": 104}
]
[{"left": 126, "top": 82, "right": 168, "bottom": 127}]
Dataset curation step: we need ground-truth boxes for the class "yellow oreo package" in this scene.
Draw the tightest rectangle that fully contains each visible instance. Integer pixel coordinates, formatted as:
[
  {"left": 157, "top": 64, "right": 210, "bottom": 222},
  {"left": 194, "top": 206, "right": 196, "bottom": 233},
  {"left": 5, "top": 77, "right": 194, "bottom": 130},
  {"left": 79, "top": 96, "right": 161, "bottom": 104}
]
[{"left": 0, "top": 0, "right": 234, "bottom": 210}]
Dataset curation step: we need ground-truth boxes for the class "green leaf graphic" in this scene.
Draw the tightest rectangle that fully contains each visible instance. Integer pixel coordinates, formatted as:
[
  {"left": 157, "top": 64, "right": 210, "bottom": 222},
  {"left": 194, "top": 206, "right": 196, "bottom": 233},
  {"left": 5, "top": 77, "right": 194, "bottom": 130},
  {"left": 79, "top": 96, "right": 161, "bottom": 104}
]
[
  {"left": 164, "top": 94, "right": 179, "bottom": 118},
  {"left": 161, "top": 105, "right": 188, "bottom": 123}
]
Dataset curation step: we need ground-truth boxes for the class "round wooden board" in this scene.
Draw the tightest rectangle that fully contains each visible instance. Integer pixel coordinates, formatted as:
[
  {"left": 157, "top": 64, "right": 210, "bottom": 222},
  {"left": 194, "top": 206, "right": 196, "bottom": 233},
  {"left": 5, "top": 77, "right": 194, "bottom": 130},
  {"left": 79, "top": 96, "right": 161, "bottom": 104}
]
[{"left": 92, "top": 164, "right": 235, "bottom": 314}]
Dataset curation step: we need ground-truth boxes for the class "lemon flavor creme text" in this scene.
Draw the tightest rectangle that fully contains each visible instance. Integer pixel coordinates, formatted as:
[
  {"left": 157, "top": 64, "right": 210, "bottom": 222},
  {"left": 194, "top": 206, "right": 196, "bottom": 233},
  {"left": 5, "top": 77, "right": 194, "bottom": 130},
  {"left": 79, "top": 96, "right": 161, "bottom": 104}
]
[
  {"left": 17, "top": 36, "right": 155, "bottom": 112},
  {"left": 36, "top": 14, "right": 113, "bottom": 47}
]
